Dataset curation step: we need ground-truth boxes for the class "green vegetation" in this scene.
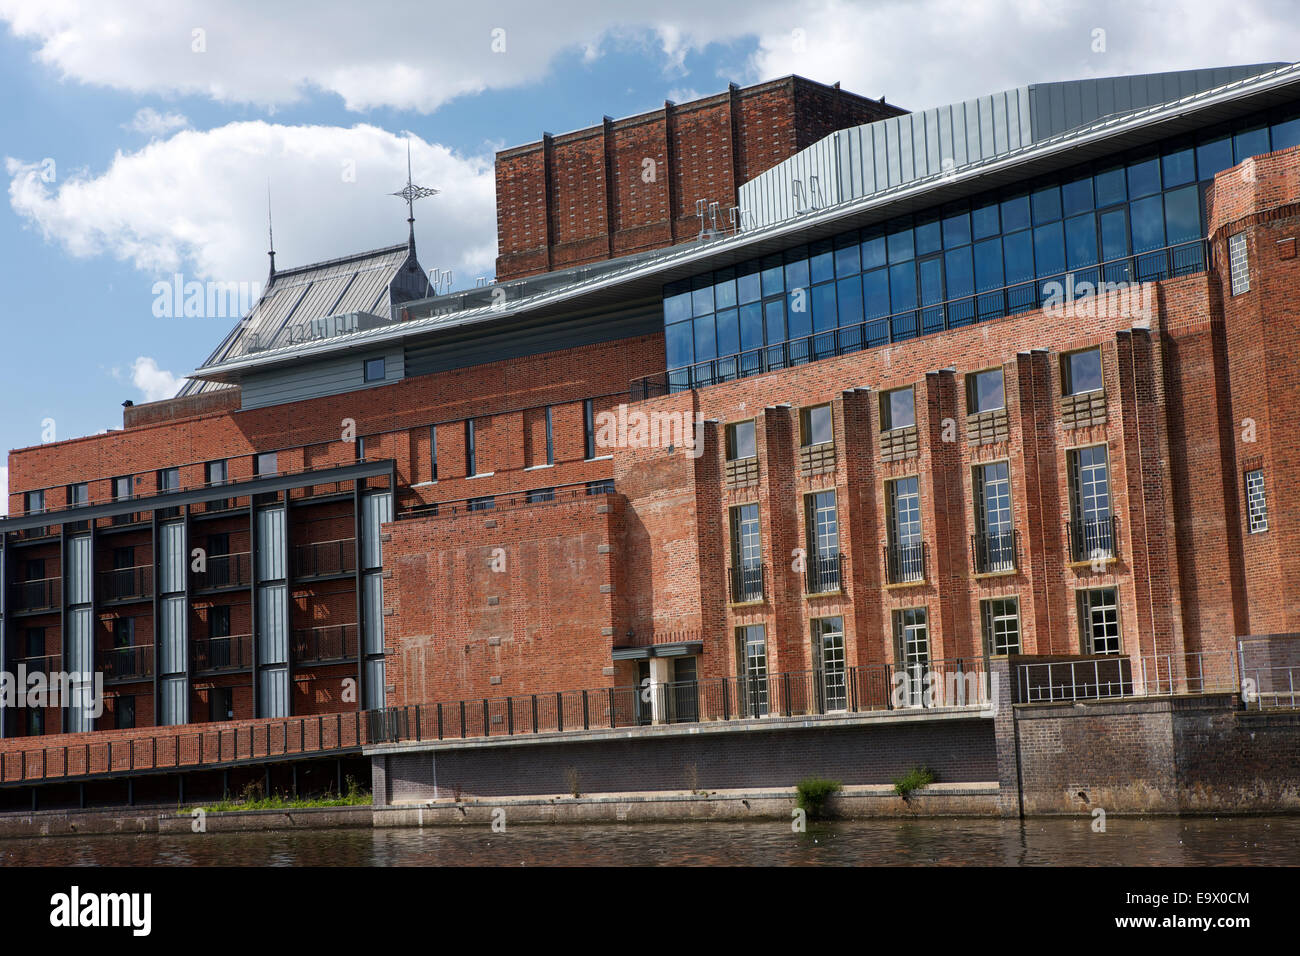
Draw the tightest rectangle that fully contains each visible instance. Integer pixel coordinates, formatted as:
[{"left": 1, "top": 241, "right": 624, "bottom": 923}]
[
  {"left": 795, "top": 777, "right": 843, "bottom": 819},
  {"left": 892, "top": 766, "right": 935, "bottom": 799},
  {"left": 196, "top": 775, "right": 370, "bottom": 813}
]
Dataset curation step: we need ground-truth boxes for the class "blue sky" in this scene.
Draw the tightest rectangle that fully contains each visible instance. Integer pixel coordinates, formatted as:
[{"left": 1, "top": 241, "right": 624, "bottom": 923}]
[{"left": 2, "top": 0, "right": 1297, "bottom": 510}]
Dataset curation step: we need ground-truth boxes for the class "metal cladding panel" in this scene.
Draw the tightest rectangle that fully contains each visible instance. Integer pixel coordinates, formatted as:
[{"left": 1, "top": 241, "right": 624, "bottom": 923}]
[
  {"left": 159, "top": 596, "right": 187, "bottom": 675},
  {"left": 257, "top": 585, "right": 288, "bottom": 666},
  {"left": 159, "top": 521, "right": 186, "bottom": 594},
  {"left": 256, "top": 507, "right": 286, "bottom": 582},
  {"left": 66, "top": 535, "right": 92, "bottom": 605},
  {"left": 240, "top": 348, "right": 404, "bottom": 410},
  {"left": 160, "top": 676, "right": 188, "bottom": 726},
  {"left": 67, "top": 607, "right": 93, "bottom": 673},
  {"left": 364, "top": 573, "right": 385, "bottom": 655},
  {"left": 364, "top": 657, "right": 386, "bottom": 710},
  {"left": 258, "top": 665, "right": 289, "bottom": 718},
  {"left": 361, "top": 492, "right": 393, "bottom": 570}
]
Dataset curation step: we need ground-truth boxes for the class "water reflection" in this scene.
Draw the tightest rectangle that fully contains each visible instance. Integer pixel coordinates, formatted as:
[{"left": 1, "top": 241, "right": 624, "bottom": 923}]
[{"left": 0, "top": 817, "right": 1291, "bottom": 866}]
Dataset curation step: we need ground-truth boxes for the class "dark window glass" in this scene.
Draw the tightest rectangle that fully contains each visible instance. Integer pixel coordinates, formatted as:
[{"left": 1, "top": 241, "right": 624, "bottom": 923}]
[
  {"left": 716, "top": 308, "right": 740, "bottom": 357},
  {"left": 786, "top": 290, "right": 812, "bottom": 339},
  {"left": 918, "top": 256, "right": 943, "bottom": 306},
  {"left": 860, "top": 231, "right": 887, "bottom": 270},
  {"left": 739, "top": 303, "right": 764, "bottom": 351},
  {"left": 1003, "top": 230, "right": 1034, "bottom": 284},
  {"left": 888, "top": 262, "right": 917, "bottom": 311},
  {"left": 974, "top": 238, "right": 1003, "bottom": 291},
  {"left": 834, "top": 234, "right": 861, "bottom": 276},
  {"left": 971, "top": 201, "right": 999, "bottom": 239},
  {"left": 527, "top": 487, "right": 555, "bottom": 503},
  {"left": 586, "top": 480, "right": 614, "bottom": 496},
  {"left": 693, "top": 312, "right": 716, "bottom": 361},
  {"left": 1065, "top": 213, "right": 1100, "bottom": 268},
  {"left": 663, "top": 280, "right": 692, "bottom": 323},
  {"left": 1164, "top": 185, "right": 1201, "bottom": 245},
  {"left": 1061, "top": 175, "right": 1094, "bottom": 217},
  {"left": 1126, "top": 155, "right": 1161, "bottom": 198},
  {"left": 914, "top": 216, "right": 942, "bottom": 256},
  {"left": 1129, "top": 194, "right": 1165, "bottom": 252},
  {"left": 1095, "top": 166, "right": 1126, "bottom": 207},
  {"left": 1195, "top": 136, "right": 1232, "bottom": 180},
  {"left": 25, "top": 628, "right": 44, "bottom": 659},
  {"left": 809, "top": 240, "right": 835, "bottom": 284},
  {"left": 1031, "top": 185, "right": 1062, "bottom": 224},
  {"left": 68, "top": 483, "right": 88, "bottom": 507},
  {"left": 1000, "top": 195, "right": 1030, "bottom": 232},
  {"left": 836, "top": 276, "right": 863, "bottom": 327},
  {"left": 465, "top": 419, "right": 477, "bottom": 474},
  {"left": 1033, "top": 222, "right": 1065, "bottom": 278},
  {"left": 783, "top": 250, "right": 809, "bottom": 291},
  {"left": 116, "top": 696, "right": 135, "bottom": 730},
  {"left": 1162, "top": 146, "right": 1196, "bottom": 187},
  {"left": 254, "top": 452, "right": 277, "bottom": 476},
  {"left": 1273, "top": 116, "right": 1300, "bottom": 152},
  {"left": 691, "top": 275, "right": 714, "bottom": 316},
  {"left": 468, "top": 496, "right": 495, "bottom": 512},
  {"left": 211, "top": 605, "right": 231, "bottom": 638},
  {"left": 665, "top": 321, "right": 693, "bottom": 368},
  {"left": 113, "top": 477, "right": 132, "bottom": 501},
  {"left": 863, "top": 269, "right": 890, "bottom": 318},
  {"left": 363, "top": 357, "right": 385, "bottom": 382},
  {"left": 886, "top": 222, "right": 914, "bottom": 262},
  {"left": 942, "top": 205, "right": 971, "bottom": 248},
  {"left": 1100, "top": 208, "right": 1129, "bottom": 260},
  {"left": 584, "top": 400, "right": 595, "bottom": 460},
  {"left": 714, "top": 267, "right": 737, "bottom": 309},
  {"left": 811, "top": 283, "right": 837, "bottom": 333},
  {"left": 430, "top": 426, "right": 438, "bottom": 480},
  {"left": 760, "top": 255, "right": 784, "bottom": 297},
  {"left": 764, "top": 299, "right": 786, "bottom": 343},
  {"left": 206, "top": 460, "right": 228, "bottom": 486},
  {"left": 736, "top": 262, "right": 762, "bottom": 304},
  {"left": 159, "top": 467, "right": 179, "bottom": 492},
  {"left": 944, "top": 247, "right": 974, "bottom": 299},
  {"left": 1234, "top": 125, "right": 1270, "bottom": 164}
]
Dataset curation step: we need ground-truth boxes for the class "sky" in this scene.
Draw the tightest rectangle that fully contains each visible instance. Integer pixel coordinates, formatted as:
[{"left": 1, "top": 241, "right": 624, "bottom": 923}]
[{"left": 2, "top": 0, "right": 1298, "bottom": 512}]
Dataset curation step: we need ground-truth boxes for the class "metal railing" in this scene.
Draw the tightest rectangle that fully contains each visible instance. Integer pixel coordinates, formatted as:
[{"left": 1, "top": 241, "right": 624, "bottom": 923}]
[
  {"left": 97, "top": 644, "right": 154, "bottom": 682},
  {"left": 728, "top": 564, "right": 766, "bottom": 603},
  {"left": 1243, "top": 665, "right": 1300, "bottom": 711},
  {"left": 10, "top": 577, "right": 61, "bottom": 613},
  {"left": 1016, "top": 651, "right": 1241, "bottom": 703},
  {"left": 193, "top": 552, "right": 251, "bottom": 590},
  {"left": 293, "top": 539, "right": 357, "bottom": 579},
  {"left": 12, "top": 654, "right": 61, "bottom": 675},
  {"left": 971, "top": 529, "right": 1018, "bottom": 574},
  {"left": 630, "top": 238, "right": 1210, "bottom": 400},
  {"left": 806, "top": 552, "right": 843, "bottom": 594},
  {"left": 292, "top": 624, "right": 358, "bottom": 664},
  {"left": 883, "top": 541, "right": 926, "bottom": 584},
  {"left": 192, "top": 634, "right": 253, "bottom": 673},
  {"left": 97, "top": 565, "right": 152, "bottom": 603},
  {"left": 1067, "top": 515, "right": 1119, "bottom": 563}
]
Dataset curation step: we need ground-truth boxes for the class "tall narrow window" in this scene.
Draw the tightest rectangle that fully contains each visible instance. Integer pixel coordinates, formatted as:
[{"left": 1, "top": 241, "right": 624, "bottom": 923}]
[
  {"left": 254, "top": 452, "right": 277, "bottom": 477},
  {"left": 583, "top": 399, "right": 596, "bottom": 460},
  {"left": 1078, "top": 587, "right": 1120, "bottom": 655},
  {"left": 430, "top": 426, "right": 438, "bottom": 481},
  {"left": 981, "top": 597, "right": 1021, "bottom": 655},
  {"left": 885, "top": 477, "right": 923, "bottom": 583},
  {"left": 725, "top": 420, "right": 757, "bottom": 460},
  {"left": 205, "top": 460, "right": 228, "bottom": 486},
  {"left": 800, "top": 404, "right": 833, "bottom": 447},
  {"left": 545, "top": 406, "right": 554, "bottom": 465},
  {"left": 158, "top": 467, "right": 180, "bottom": 492},
  {"left": 805, "top": 490, "right": 841, "bottom": 593},
  {"left": 465, "top": 419, "right": 477, "bottom": 476},
  {"left": 1245, "top": 469, "right": 1268, "bottom": 533},
  {"left": 1229, "top": 232, "right": 1250, "bottom": 295},
  {"left": 1067, "top": 445, "right": 1114, "bottom": 561},
  {"left": 812, "top": 617, "right": 847, "bottom": 712},
  {"left": 115, "top": 696, "right": 136, "bottom": 730},
  {"left": 67, "top": 483, "right": 88, "bottom": 508},
  {"left": 728, "top": 503, "right": 763, "bottom": 602},
  {"left": 736, "top": 625, "right": 769, "bottom": 717},
  {"left": 25, "top": 490, "right": 44, "bottom": 515},
  {"left": 973, "top": 461, "right": 1015, "bottom": 572},
  {"left": 355, "top": 436, "right": 366, "bottom": 461},
  {"left": 880, "top": 387, "right": 915, "bottom": 430},
  {"left": 892, "top": 608, "right": 930, "bottom": 707}
]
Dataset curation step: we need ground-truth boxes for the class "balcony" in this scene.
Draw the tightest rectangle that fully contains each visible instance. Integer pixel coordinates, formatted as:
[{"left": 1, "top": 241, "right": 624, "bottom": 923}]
[
  {"left": 10, "top": 577, "right": 61, "bottom": 614},
  {"left": 805, "top": 552, "right": 843, "bottom": 595},
  {"left": 728, "top": 564, "right": 765, "bottom": 604},
  {"left": 724, "top": 456, "right": 759, "bottom": 488},
  {"left": 294, "top": 538, "right": 357, "bottom": 580},
  {"left": 98, "top": 644, "right": 154, "bottom": 683},
  {"left": 292, "top": 624, "right": 359, "bottom": 665},
  {"left": 192, "top": 552, "right": 251, "bottom": 591},
  {"left": 883, "top": 541, "right": 926, "bottom": 585},
  {"left": 13, "top": 654, "right": 61, "bottom": 675},
  {"left": 971, "top": 529, "right": 1019, "bottom": 575},
  {"left": 192, "top": 634, "right": 252, "bottom": 674},
  {"left": 1067, "top": 515, "right": 1120, "bottom": 564},
  {"left": 799, "top": 442, "right": 836, "bottom": 476},
  {"left": 97, "top": 565, "right": 152, "bottom": 604}
]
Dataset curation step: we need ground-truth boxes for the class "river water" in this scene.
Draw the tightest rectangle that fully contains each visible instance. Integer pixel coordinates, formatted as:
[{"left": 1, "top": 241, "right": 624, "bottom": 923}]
[{"left": 0, "top": 816, "right": 1294, "bottom": 865}]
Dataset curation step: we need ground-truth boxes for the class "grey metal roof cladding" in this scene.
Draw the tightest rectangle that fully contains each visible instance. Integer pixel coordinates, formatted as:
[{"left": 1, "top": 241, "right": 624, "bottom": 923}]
[
  {"left": 178, "top": 243, "right": 427, "bottom": 396},
  {"left": 185, "top": 61, "right": 1300, "bottom": 390},
  {"left": 738, "top": 64, "right": 1288, "bottom": 229}
]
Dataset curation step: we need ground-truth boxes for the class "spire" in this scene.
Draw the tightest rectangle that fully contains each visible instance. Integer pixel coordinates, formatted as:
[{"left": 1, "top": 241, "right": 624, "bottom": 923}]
[
  {"left": 390, "top": 136, "right": 439, "bottom": 259},
  {"left": 266, "top": 180, "right": 276, "bottom": 280}
]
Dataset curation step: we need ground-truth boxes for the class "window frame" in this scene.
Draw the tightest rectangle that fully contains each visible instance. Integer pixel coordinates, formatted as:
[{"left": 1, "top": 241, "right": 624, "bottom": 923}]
[
  {"left": 799, "top": 404, "right": 834, "bottom": 448},
  {"left": 725, "top": 420, "right": 758, "bottom": 462},
  {"left": 1078, "top": 587, "right": 1121, "bottom": 655},
  {"left": 966, "top": 367, "right": 1006, "bottom": 414},
  {"left": 880, "top": 386, "right": 916, "bottom": 431},
  {"left": 1061, "top": 347, "right": 1104, "bottom": 396},
  {"left": 980, "top": 596, "right": 1021, "bottom": 656},
  {"left": 1245, "top": 468, "right": 1268, "bottom": 534},
  {"left": 1228, "top": 232, "right": 1250, "bottom": 295},
  {"left": 363, "top": 356, "right": 386, "bottom": 382}
]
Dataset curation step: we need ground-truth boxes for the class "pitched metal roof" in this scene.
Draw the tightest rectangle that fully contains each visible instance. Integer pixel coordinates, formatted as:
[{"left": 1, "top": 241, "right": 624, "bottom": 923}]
[{"left": 179, "top": 242, "right": 427, "bottom": 395}]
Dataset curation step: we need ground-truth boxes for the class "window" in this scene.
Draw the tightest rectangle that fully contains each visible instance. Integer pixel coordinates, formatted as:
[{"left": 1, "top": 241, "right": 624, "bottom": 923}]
[
  {"left": 880, "top": 387, "right": 915, "bottom": 430},
  {"left": 211, "top": 605, "right": 231, "bottom": 638},
  {"left": 885, "top": 477, "right": 923, "bottom": 583},
  {"left": 115, "top": 696, "right": 136, "bottom": 730},
  {"left": 205, "top": 460, "right": 228, "bottom": 486},
  {"left": 966, "top": 368, "right": 1005, "bottom": 414},
  {"left": 113, "top": 476, "right": 133, "bottom": 501},
  {"left": 725, "top": 420, "right": 757, "bottom": 461},
  {"left": 113, "top": 617, "right": 135, "bottom": 646},
  {"left": 1062, "top": 348, "right": 1103, "bottom": 395},
  {"left": 729, "top": 503, "right": 763, "bottom": 602},
  {"left": 465, "top": 420, "right": 477, "bottom": 476},
  {"left": 429, "top": 426, "right": 439, "bottom": 481},
  {"left": 207, "top": 534, "right": 231, "bottom": 587},
  {"left": 981, "top": 597, "right": 1021, "bottom": 655},
  {"left": 24, "top": 490, "right": 44, "bottom": 515},
  {"left": 210, "top": 687, "right": 234, "bottom": 722},
  {"left": 544, "top": 406, "right": 554, "bottom": 465},
  {"left": 526, "top": 487, "right": 555, "bottom": 503},
  {"left": 67, "top": 482, "right": 88, "bottom": 508},
  {"left": 355, "top": 436, "right": 366, "bottom": 461},
  {"left": 586, "top": 479, "right": 614, "bottom": 496},
  {"left": 254, "top": 452, "right": 278, "bottom": 477},
  {"left": 467, "top": 496, "right": 494, "bottom": 512},
  {"left": 158, "top": 467, "right": 180, "bottom": 492},
  {"left": 364, "top": 357, "right": 386, "bottom": 382},
  {"left": 812, "top": 617, "right": 847, "bottom": 712},
  {"left": 892, "top": 608, "right": 930, "bottom": 707},
  {"left": 800, "top": 404, "right": 833, "bottom": 447},
  {"left": 973, "top": 462, "right": 1015, "bottom": 573},
  {"left": 24, "top": 627, "right": 45, "bottom": 660},
  {"left": 1067, "top": 445, "right": 1114, "bottom": 561},
  {"left": 26, "top": 708, "right": 44, "bottom": 737},
  {"left": 583, "top": 399, "right": 596, "bottom": 460},
  {"left": 1078, "top": 587, "right": 1120, "bottom": 655},
  {"left": 736, "top": 625, "right": 769, "bottom": 717},
  {"left": 1229, "top": 232, "right": 1250, "bottom": 295},
  {"left": 805, "top": 490, "right": 840, "bottom": 593},
  {"left": 1246, "top": 469, "right": 1268, "bottom": 533}
]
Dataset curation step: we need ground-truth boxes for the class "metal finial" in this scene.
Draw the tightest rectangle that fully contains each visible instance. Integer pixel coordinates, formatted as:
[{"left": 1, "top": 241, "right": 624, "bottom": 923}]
[
  {"left": 266, "top": 180, "right": 276, "bottom": 279},
  {"left": 390, "top": 138, "right": 439, "bottom": 256}
]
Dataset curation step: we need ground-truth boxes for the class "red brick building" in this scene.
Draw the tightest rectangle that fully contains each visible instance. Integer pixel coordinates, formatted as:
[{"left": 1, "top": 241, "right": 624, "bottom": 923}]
[{"left": 4, "top": 63, "right": 1300, "bottom": 746}]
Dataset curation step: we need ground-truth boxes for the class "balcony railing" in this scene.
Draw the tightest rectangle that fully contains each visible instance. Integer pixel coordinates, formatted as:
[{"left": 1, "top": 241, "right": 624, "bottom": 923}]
[
  {"left": 98, "top": 644, "right": 154, "bottom": 683},
  {"left": 292, "top": 624, "right": 359, "bottom": 664},
  {"left": 294, "top": 539, "right": 357, "bottom": 579},
  {"left": 192, "top": 634, "right": 253, "bottom": 674},
  {"left": 1067, "top": 515, "right": 1119, "bottom": 563},
  {"left": 883, "top": 541, "right": 926, "bottom": 584},
  {"left": 13, "top": 654, "right": 61, "bottom": 675},
  {"left": 728, "top": 564, "right": 765, "bottom": 603},
  {"left": 10, "top": 577, "right": 61, "bottom": 613},
  {"left": 805, "top": 551, "right": 843, "bottom": 594},
  {"left": 192, "top": 552, "right": 251, "bottom": 591},
  {"left": 971, "top": 529, "right": 1018, "bottom": 575},
  {"left": 97, "top": 565, "right": 152, "bottom": 603},
  {"left": 630, "top": 238, "right": 1210, "bottom": 401}
]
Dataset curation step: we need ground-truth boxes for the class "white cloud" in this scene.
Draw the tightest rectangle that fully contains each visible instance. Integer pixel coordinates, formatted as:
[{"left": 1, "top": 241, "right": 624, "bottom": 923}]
[
  {"left": 6, "top": 121, "right": 496, "bottom": 286},
  {"left": 125, "top": 107, "right": 189, "bottom": 137},
  {"left": 1, "top": 0, "right": 1297, "bottom": 115},
  {"left": 130, "top": 356, "right": 180, "bottom": 402}
]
